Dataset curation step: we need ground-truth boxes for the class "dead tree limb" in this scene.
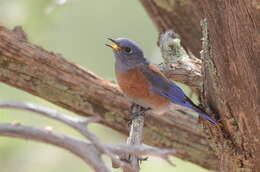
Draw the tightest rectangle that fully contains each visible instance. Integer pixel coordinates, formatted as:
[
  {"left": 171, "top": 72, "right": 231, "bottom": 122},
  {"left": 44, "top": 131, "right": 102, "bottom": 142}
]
[{"left": 0, "top": 101, "right": 176, "bottom": 172}]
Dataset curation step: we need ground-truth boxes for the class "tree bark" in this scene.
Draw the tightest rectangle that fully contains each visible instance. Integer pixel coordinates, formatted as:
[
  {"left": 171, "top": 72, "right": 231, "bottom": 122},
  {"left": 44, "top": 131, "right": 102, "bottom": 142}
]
[
  {"left": 0, "top": 26, "right": 218, "bottom": 170},
  {"left": 139, "top": 0, "right": 260, "bottom": 171},
  {"left": 199, "top": 1, "right": 260, "bottom": 171}
]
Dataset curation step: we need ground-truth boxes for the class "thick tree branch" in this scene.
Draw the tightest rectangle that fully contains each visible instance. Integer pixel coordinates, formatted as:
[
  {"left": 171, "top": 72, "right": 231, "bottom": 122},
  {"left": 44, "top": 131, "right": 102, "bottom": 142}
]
[{"left": 0, "top": 26, "right": 218, "bottom": 170}]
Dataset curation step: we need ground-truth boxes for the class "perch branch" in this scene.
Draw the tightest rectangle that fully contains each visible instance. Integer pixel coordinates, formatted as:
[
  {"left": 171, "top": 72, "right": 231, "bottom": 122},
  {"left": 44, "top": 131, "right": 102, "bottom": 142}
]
[
  {"left": 107, "top": 144, "right": 175, "bottom": 160},
  {"left": 0, "top": 26, "right": 218, "bottom": 170},
  {"left": 120, "top": 105, "right": 146, "bottom": 172}
]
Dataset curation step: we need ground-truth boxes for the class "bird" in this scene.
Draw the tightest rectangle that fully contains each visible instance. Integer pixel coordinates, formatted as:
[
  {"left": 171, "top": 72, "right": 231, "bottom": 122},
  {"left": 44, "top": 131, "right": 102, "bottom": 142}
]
[{"left": 106, "top": 38, "right": 216, "bottom": 124}]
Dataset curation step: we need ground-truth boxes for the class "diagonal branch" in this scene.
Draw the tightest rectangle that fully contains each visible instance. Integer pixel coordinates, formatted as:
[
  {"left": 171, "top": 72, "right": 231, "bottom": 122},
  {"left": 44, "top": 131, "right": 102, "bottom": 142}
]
[
  {"left": 0, "top": 123, "right": 110, "bottom": 172},
  {"left": 0, "top": 26, "right": 218, "bottom": 170}
]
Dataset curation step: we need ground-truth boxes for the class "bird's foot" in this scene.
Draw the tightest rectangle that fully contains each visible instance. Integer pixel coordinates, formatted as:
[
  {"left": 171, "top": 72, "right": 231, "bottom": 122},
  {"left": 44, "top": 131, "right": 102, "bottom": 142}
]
[
  {"left": 120, "top": 155, "right": 149, "bottom": 164},
  {"left": 132, "top": 107, "right": 151, "bottom": 117},
  {"left": 138, "top": 156, "right": 149, "bottom": 163},
  {"left": 128, "top": 104, "right": 151, "bottom": 127}
]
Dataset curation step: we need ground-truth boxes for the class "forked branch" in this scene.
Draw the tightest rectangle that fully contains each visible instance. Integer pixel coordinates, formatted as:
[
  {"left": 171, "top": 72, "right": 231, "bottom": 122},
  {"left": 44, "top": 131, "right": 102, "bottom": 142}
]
[{"left": 0, "top": 101, "right": 176, "bottom": 172}]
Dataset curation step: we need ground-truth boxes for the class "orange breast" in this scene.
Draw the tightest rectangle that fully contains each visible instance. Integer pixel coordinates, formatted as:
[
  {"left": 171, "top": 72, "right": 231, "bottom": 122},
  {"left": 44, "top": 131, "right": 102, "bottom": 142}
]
[{"left": 116, "top": 68, "right": 170, "bottom": 112}]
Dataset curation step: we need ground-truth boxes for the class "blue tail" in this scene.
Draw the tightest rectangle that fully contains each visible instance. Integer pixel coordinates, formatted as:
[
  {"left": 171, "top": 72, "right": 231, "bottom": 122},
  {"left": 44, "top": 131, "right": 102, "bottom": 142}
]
[
  {"left": 183, "top": 102, "right": 217, "bottom": 124},
  {"left": 150, "top": 85, "right": 217, "bottom": 124},
  {"left": 140, "top": 68, "right": 217, "bottom": 124}
]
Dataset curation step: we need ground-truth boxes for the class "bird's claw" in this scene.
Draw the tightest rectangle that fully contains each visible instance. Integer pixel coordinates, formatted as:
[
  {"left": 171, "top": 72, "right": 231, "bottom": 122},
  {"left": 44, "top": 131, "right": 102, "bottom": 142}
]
[
  {"left": 138, "top": 156, "right": 149, "bottom": 163},
  {"left": 128, "top": 104, "right": 151, "bottom": 127},
  {"left": 121, "top": 155, "right": 149, "bottom": 164}
]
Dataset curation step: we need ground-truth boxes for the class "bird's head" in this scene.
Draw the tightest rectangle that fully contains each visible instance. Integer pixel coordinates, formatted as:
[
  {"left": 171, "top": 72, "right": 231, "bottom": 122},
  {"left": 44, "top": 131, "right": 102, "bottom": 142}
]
[{"left": 106, "top": 38, "right": 148, "bottom": 69}]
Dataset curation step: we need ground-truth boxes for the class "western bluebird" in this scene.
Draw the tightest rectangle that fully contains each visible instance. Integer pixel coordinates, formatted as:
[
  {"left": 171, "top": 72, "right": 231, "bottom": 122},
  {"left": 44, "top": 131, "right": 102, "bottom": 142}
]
[{"left": 106, "top": 38, "right": 216, "bottom": 124}]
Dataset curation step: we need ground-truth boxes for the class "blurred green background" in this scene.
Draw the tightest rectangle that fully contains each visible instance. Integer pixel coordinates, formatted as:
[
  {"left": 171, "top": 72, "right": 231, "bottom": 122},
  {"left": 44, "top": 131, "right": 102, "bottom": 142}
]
[{"left": 0, "top": 0, "right": 210, "bottom": 171}]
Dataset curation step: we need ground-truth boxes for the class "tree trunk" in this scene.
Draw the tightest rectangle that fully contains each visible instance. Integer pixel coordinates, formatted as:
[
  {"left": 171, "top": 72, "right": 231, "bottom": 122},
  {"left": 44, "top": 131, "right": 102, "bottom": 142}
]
[{"left": 140, "top": 0, "right": 260, "bottom": 171}]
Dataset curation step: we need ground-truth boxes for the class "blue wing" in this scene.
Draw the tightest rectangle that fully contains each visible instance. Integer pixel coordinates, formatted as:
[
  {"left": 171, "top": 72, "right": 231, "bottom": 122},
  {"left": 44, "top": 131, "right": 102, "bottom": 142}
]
[{"left": 140, "top": 65, "right": 216, "bottom": 124}]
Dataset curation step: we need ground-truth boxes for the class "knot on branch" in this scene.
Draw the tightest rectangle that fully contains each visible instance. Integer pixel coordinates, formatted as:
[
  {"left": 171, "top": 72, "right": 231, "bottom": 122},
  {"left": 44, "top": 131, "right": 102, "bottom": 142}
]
[{"left": 12, "top": 26, "right": 28, "bottom": 42}]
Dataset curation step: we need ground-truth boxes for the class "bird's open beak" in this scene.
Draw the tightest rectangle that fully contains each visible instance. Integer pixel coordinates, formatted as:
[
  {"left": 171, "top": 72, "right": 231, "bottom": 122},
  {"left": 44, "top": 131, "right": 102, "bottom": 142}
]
[{"left": 105, "top": 38, "right": 122, "bottom": 51}]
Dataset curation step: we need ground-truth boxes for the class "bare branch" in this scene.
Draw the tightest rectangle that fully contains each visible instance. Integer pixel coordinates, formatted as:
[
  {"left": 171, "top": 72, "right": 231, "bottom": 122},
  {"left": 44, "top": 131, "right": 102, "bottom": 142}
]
[
  {"left": 0, "top": 123, "right": 110, "bottom": 172},
  {"left": 0, "top": 122, "right": 176, "bottom": 171},
  {"left": 0, "top": 102, "right": 176, "bottom": 171},
  {"left": 119, "top": 105, "right": 146, "bottom": 172},
  {"left": 106, "top": 144, "right": 175, "bottom": 158},
  {"left": 0, "top": 101, "right": 133, "bottom": 171}
]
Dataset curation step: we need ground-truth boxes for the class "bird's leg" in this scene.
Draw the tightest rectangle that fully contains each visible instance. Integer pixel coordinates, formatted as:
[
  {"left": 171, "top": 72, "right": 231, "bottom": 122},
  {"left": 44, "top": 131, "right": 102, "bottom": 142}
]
[
  {"left": 128, "top": 103, "right": 151, "bottom": 127},
  {"left": 131, "top": 104, "right": 151, "bottom": 117}
]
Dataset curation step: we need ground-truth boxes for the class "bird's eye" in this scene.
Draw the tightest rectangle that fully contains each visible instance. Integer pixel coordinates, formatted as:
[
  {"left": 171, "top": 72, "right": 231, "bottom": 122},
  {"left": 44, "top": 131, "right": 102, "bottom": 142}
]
[{"left": 124, "top": 47, "right": 132, "bottom": 54}]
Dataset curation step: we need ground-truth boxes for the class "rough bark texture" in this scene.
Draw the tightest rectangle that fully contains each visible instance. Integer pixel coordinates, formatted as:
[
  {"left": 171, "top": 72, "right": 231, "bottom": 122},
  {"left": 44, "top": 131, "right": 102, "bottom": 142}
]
[
  {"left": 0, "top": 26, "right": 218, "bottom": 170},
  {"left": 139, "top": 0, "right": 260, "bottom": 171},
  {"left": 199, "top": 1, "right": 260, "bottom": 171}
]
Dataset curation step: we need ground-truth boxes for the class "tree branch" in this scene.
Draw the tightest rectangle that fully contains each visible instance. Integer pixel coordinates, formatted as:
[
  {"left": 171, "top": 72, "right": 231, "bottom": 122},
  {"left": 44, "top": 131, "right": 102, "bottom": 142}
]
[
  {"left": 0, "top": 123, "right": 110, "bottom": 172},
  {"left": 0, "top": 101, "right": 132, "bottom": 171},
  {"left": 159, "top": 30, "right": 202, "bottom": 93},
  {"left": 0, "top": 26, "right": 218, "bottom": 170},
  {"left": 0, "top": 123, "right": 176, "bottom": 171},
  {"left": 0, "top": 101, "right": 176, "bottom": 172},
  {"left": 120, "top": 105, "right": 146, "bottom": 172}
]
